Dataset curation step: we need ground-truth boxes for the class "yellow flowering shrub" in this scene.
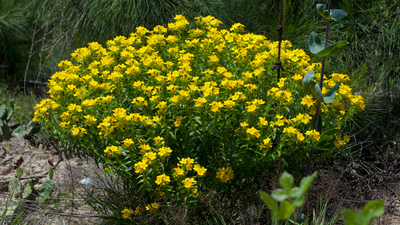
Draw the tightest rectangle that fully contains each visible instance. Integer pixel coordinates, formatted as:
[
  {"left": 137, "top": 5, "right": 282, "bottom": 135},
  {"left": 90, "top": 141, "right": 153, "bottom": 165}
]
[{"left": 33, "top": 15, "right": 364, "bottom": 218}]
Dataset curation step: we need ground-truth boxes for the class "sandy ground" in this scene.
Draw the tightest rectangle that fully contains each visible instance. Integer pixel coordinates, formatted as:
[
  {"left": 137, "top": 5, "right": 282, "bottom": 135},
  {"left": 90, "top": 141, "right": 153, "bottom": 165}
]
[
  {"left": 0, "top": 137, "right": 105, "bottom": 224},
  {"left": 1, "top": 136, "right": 400, "bottom": 224}
]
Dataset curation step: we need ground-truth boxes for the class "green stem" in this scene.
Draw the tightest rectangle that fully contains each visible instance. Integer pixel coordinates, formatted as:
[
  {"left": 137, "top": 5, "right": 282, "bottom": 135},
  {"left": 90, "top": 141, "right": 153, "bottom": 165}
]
[{"left": 305, "top": 0, "right": 332, "bottom": 177}]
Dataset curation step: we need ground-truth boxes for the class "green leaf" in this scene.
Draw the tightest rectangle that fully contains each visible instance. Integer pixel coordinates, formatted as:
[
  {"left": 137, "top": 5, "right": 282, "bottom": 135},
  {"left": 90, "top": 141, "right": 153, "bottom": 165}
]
[
  {"left": 320, "top": 129, "right": 342, "bottom": 140},
  {"left": 343, "top": 210, "right": 357, "bottom": 225},
  {"left": 302, "top": 70, "right": 316, "bottom": 95},
  {"left": 27, "top": 121, "right": 41, "bottom": 135},
  {"left": 330, "top": 9, "right": 348, "bottom": 20},
  {"left": 6, "top": 109, "right": 13, "bottom": 122},
  {"left": 292, "top": 194, "right": 305, "bottom": 207},
  {"left": 309, "top": 32, "right": 324, "bottom": 54},
  {"left": 314, "top": 83, "right": 324, "bottom": 102},
  {"left": 316, "top": 4, "right": 325, "bottom": 13},
  {"left": 288, "top": 187, "right": 301, "bottom": 198},
  {"left": 259, "top": 191, "right": 279, "bottom": 212},
  {"left": 49, "top": 167, "right": 54, "bottom": 180},
  {"left": 276, "top": 201, "right": 295, "bottom": 220},
  {"left": 323, "top": 82, "right": 341, "bottom": 103},
  {"left": 299, "top": 172, "right": 317, "bottom": 195},
  {"left": 271, "top": 188, "right": 288, "bottom": 202},
  {"left": 12, "top": 125, "right": 29, "bottom": 138},
  {"left": 360, "top": 199, "right": 384, "bottom": 223},
  {"left": 279, "top": 171, "right": 294, "bottom": 192},
  {"left": 315, "top": 41, "right": 348, "bottom": 57},
  {"left": 316, "top": 4, "right": 331, "bottom": 19},
  {"left": 0, "top": 105, "right": 7, "bottom": 120},
  {"left": 16, "top": 168, "right": 23, "bottom": 179},
  {"left": 314, "top": 139, "right": 333, "bottom": 151},
  {"left": 314, "top": 129, "right": 342, "bottom": 151}
]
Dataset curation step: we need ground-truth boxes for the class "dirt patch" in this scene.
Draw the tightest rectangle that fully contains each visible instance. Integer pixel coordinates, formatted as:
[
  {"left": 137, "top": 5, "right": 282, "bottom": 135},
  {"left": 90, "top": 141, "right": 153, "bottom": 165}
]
[
  {"left": 1, "top": 136, "right": 400, "bottom": 224},
  {"left": 0, "top": 137, "right": 105, "bottom": 224}
]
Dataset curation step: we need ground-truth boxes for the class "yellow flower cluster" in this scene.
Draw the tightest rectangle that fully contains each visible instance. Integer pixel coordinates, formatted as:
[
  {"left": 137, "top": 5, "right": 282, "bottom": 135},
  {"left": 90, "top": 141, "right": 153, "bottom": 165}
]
[
  {"left": 121, "top": 208, "right": 133, "bottom": 219},
  {"left": 216, "top": 167, "right": 234, "bottom": 183},
  {"left": 32, "top": 15, "right": 365, "bottom": 212}
]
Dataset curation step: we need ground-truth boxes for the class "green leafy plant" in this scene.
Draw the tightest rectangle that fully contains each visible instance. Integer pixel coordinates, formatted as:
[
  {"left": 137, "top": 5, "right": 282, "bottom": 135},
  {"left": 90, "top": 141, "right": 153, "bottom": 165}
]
[
  {"left": 259, "top": 171, "right": 317, "bottom": 220},
  {"left": 0, "top": 99, "right": 16, "bottom": 139},
  {"left": 343, "top": 200, "right": 384, "bottom": 225},
  {"left": 38, "top": 167, "right": 55, "bottom": 203},
  {"left": 11, "top": 120, "right": 41, "bottom": 138},
  {"left": 8, "top": 168, "right": 33, "bottom": 200},
  {"left": 259, "top": 172, "right": 384, "bottom": 224},
  {"left": 0, "top": 97, "right": 41, "bottom": 139},
  {"left": 304, "top": 0, "right": 351, "bottom": 175}
]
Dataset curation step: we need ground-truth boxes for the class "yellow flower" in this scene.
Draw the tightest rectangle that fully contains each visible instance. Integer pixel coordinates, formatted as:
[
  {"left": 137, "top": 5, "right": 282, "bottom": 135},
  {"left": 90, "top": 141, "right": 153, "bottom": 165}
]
[
  {"left": 174, "top": 116, "right": 184, "bottom": 127},
  {"left": 305, "top": 130, "right": 321, "bottom": 141},
  {"left": 193, "top": 164, "right": 207, "bottom": 176},
  {"left": 155, "top": 174, "right": 171, "bottom": 186},
  {"left": 158, "top": 146, "right": 172, "bottom": 157},
  {"left": 246, "top": 104, "right": 258, "bottom": 113},
  {"left": 301, "top": 95, "right": 316, "bottom": 107},
  {"left": 259, "top": 138, "right": 272, "bottom": 150},
  {"left": 144, "top": 152, "right": 157, "bottom": 160},
  {"left": 155, "top": 101, "right": 167, "bottom": 110},
  {"left": 240, "top": 122, "right": 249, "bottom": 129},
  {"left": 121, "top": 209, "right": 133, "bottom": 219},
  {"left": 209, "top": 55, "right": 220, "bottom": 65},
  {"left": 216, "top": 167, "right": 234, "bottom": 183},
  {"left": 209, "top": 101, "right": 223, "bottom": 113},
  {"left": 173, "top": 167, "right": 184, "bottom": 177},
  {"left": 246, "top": 127, "right": 261, "bottom": 138},
  {"left": 183, "top": 178, "right": 196, "bottom": 189},
  {"left": 134, "top": 206, "right": 142, "bottom": 214},
  {"left": 223, "top": 100, "right": 236, "bottom": 109},
  {"left": 258, "top": 117, "right": 268, "bottom": 126},
  {"left": 179, "top": 157, "right": 194, "bottom": 170},
  {"left": 154, "top": 136, "right": 164, "bottom": 144},
  {"left": 194, "top": 97, "right": 207, "bottom": 108},
  {"left": 151, "top": 202, "right": 159, "bottom": 209},
  {"left": 122, "top": 138, "right": 134, "bottom": 148}
]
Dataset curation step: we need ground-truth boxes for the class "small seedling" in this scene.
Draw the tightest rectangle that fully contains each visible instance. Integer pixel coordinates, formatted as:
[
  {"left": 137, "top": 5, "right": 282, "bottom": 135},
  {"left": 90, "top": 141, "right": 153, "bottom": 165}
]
[{"left": 38, "top": 167, "right": 55, "bottom": 203}]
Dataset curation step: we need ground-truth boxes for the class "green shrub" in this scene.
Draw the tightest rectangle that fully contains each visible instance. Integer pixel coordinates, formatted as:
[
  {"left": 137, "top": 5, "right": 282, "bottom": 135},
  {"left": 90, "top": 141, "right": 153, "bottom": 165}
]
[{"left": 33, "top": 15, "right": 364, "bottom": 220}]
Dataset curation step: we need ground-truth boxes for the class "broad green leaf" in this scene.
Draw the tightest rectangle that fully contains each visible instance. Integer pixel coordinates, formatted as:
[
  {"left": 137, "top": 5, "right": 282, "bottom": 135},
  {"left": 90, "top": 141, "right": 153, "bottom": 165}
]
[
  {"left": 309, "top": 32, "right": 324, "bottom": 54},
  {"left": 316, "top": 4, "right": 325, "bottom": 13},
  {"left": 271, "top": 188, "right": 289, "bottom": 202},
  {"left": 314, "top": 129, "right": 341, "bottom": 151},
  {"left": 259, "top": 191, "right": 279, "bottom": 212},
  {"left": 12, "top": 125, "right": 29, "bottom": 138},
  {"left": 314, "top": 83, "right": 324, "bottom": 102},
  {"left": 302, "top": 70, "right": 316, "bottom": 95},
  {"left": 330, "top": 9, "right": 348, "bottom": 20},
  {"left": 279, "top": 171, "right": 294, "bottom": 192},
  {"left": 27, "top": 121, "right": 41, "bottom": 135},
  {"left": 292, "top": 194, "right": 305, "bottom": 207},
  {"left": 360, "top": 200, "right": 384, "bottom": 223},
  {"left": 276, "top": 201, "right": 295, "bottom": 220},
  {"left": 321, "top": 10, "right": 331, "bottom": 19},
  {"left": 314, "top": 139, "right": 333, "bottom": 151},
  {"left": 0, "top": 105, "right": 6, "bottom": 120},
  {"left": 320, "top": 129, "right": 342, "bottom": 141},
  {"left": 323, "top": 82, "right": 341, "bottom": 103},
  {"left": 343, "top": 210, "right": 357, "bottom": 225},
  {"left": 299, "top": 172, "right": 317, "bottom": 195},
  {"left": 288, "top": 187, "right": 301, "bottom": 198},
  {"left": 315, "top": 41, "right": 348, "bottom": 57},
  {"left": 316, "top": 4, "right": 331, "bottom": 19}
]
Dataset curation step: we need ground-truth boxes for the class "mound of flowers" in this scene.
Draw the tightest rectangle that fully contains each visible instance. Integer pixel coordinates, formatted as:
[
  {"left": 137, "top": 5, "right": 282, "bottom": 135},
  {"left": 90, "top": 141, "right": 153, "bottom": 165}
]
[{"left": 33, "top": 15, "right": 364, "bottom": 218}]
